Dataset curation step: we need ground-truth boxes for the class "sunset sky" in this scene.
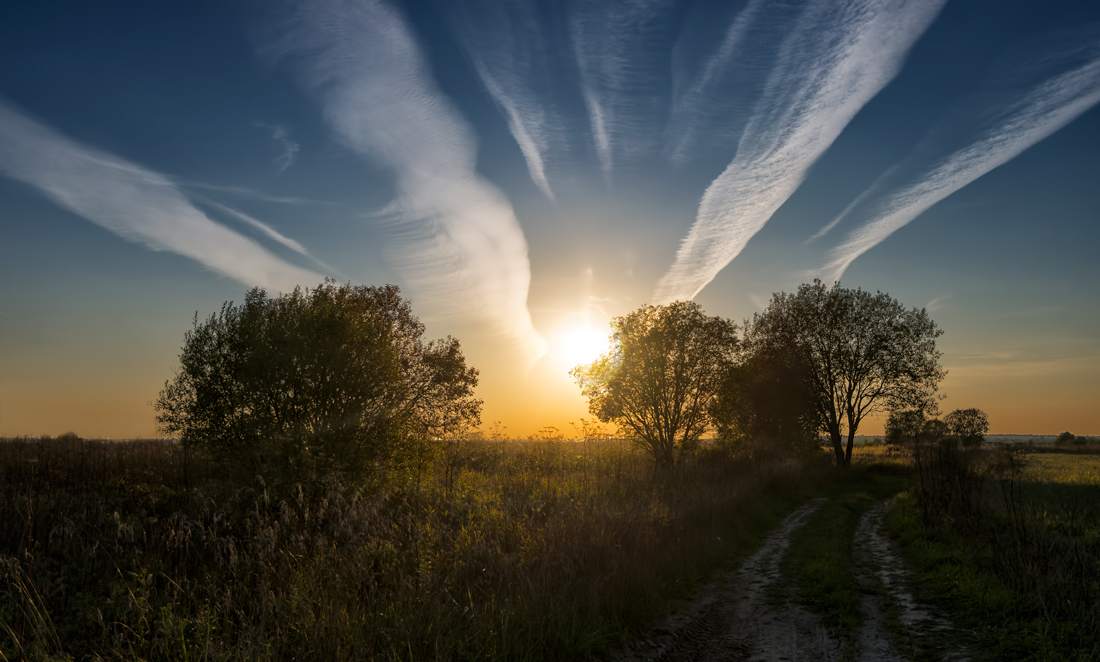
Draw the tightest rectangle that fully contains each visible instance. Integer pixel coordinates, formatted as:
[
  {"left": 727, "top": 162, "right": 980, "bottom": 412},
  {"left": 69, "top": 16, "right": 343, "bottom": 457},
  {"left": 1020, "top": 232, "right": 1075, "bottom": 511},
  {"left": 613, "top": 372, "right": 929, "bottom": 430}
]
[{"left": 2, "top": 0, "right": 1098, "bottom": 438}]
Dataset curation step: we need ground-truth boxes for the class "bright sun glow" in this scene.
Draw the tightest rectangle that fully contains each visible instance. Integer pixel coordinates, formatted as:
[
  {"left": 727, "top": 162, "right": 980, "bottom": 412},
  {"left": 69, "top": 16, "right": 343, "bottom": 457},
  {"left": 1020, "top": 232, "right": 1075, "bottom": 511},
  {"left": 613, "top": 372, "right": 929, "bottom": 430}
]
[{"left": 553, "top": 317, "right": 610, "bottom": 372}]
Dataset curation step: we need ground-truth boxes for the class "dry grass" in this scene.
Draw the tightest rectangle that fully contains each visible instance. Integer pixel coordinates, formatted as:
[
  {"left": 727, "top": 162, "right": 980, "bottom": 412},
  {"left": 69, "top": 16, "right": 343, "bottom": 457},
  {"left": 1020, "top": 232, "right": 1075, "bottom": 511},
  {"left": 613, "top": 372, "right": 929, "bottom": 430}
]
[
  {"left": 0, "top": 435, "right": 821, "bottom": 661},
  {"left": 1017, "top": 451, "right": 1100, "bottom": 486}
]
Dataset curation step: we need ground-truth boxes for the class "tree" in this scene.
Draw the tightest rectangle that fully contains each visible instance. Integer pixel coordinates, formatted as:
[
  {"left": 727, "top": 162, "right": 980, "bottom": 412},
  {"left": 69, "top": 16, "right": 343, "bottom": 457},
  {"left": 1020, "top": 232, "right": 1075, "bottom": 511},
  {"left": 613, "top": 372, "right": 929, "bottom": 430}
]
[
  {"left": 1055, "top": 431, "right": 1076, "bottom": 446},
  {"left": 744, "top": 280, "right": 945, "bottom": 468},
  {"left": 920, "top": 418, "right": 948, "bottom": 444},
  {"left": 710, "top": 343, "right": 820, "bottom": 459},
  {"left": 885, "top": 409, "right": 926, "bottom": 447},
  {"left": 944, "top": 408, "right": 989, "bottom": 447},
  {"left": 571, "top": 301, "right": 738, "bottom": 470},
  {"left": 155, "top": 280, "right": 481, "bottom": 483}
]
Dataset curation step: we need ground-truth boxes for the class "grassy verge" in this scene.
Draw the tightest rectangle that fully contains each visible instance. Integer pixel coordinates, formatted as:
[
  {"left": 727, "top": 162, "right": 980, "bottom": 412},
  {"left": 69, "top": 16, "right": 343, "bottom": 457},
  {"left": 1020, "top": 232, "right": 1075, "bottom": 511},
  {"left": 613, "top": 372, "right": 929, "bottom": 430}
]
[
  {"left": 886, "top": 449, "right": 1100, "bottom": 662},
  {"left": 778, "top": 460, "right": 909, "bottom": 661}
]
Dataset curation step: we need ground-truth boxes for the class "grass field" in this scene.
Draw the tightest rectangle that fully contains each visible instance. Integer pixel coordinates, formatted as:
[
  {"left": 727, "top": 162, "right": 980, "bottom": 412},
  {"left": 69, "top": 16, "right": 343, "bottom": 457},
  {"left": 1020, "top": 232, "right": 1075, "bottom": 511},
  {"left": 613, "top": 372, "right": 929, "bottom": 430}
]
[
  {"left": 4, "top": 436, "right": 1095, "bottom": 661},
  {"left": 887, "top": 444, "right": 1100, "bottom": 662},
  {"left": 0, "top": 436, "right": 833, "bottom": 661},
  {"left": 1018, "top": 451, "right": 1100, "bottom": 485}
]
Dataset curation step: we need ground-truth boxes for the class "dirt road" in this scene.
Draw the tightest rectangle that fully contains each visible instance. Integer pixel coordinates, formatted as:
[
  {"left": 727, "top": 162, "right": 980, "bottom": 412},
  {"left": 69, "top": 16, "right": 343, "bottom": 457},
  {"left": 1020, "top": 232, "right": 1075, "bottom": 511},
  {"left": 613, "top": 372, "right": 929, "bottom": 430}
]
[{"left": 612, "top": 497, "right": 965, "bottom": 662}]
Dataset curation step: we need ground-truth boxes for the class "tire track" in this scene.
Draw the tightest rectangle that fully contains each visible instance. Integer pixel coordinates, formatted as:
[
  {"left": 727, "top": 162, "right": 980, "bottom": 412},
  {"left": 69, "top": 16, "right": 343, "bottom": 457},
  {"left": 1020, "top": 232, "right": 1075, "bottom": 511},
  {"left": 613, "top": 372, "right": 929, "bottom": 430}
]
[{"left": 853, "top": 499, "right": 969, "bottom": 662}]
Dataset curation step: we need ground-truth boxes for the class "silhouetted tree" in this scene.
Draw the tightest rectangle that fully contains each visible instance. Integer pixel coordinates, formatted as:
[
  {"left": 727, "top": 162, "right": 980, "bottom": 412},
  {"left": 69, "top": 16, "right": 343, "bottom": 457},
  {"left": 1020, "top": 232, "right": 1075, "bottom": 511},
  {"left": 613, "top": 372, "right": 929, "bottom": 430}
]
[
  {"left": 1055, "top": 431, "right": 1077, "bottom": 446},
  {"left": 572, "top": 301, "right": 738, "bottom": 470},
  {"left": 710, "top": 344, "right": 820, "bottom": 459},
  {"left": 155, "top": 280, "right": 481, "bottom": 483},
  {"left": 744, "top": 280, "right": 945, "bottom": 467},
  {"left": 885, "top": 410, "right": 926, "bottom": 447},
  {"left": 920, "top": 418, "right": 948, "bottom": 444},
  {"left": 944, "top": 408, "right": 989, "bottom": 447}
]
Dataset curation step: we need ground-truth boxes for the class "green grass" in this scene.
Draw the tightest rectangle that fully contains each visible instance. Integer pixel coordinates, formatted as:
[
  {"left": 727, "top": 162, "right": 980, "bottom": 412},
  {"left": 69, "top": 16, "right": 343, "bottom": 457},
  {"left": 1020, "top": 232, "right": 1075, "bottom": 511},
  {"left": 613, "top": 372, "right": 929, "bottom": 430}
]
[
  {"left": 779, "top": 464, "right": 908, "bottom": 661},
  {"left": 886, "top": 445, "right": 1100, "bottom": 662}
]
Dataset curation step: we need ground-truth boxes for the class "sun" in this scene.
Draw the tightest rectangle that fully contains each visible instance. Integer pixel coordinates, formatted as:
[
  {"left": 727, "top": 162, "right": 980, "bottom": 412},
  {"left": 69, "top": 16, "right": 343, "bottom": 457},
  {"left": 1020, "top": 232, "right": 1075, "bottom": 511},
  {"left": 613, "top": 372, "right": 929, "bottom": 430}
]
[{"left": 553, "top": 317, "right": 610, "bottom": 372}]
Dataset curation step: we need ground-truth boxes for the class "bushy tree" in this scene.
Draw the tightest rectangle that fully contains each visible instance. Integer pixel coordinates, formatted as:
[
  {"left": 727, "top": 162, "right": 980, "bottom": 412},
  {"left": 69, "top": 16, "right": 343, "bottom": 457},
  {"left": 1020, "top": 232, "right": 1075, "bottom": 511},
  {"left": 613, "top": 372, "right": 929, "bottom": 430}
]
[
  {"left": 1055, "top": 431, "right": 1077, "bottom": 446},
  {"left": 710, "top": 344, "right": 820, "bottom": 459},
  {"left": 945, "top": 408, "right": 989, "bottom": 447},
  {"left": 744, "top": 280, "right": 945, "bottom": 467},
  {"left": 572, "top": 301, "right": 738, "bottom": 470},
  {"left": 885, "top": 409, "right": 926, "bottom": 447},
  {"left": 155, "top": 280, "right": 481, "bottom": 483}
]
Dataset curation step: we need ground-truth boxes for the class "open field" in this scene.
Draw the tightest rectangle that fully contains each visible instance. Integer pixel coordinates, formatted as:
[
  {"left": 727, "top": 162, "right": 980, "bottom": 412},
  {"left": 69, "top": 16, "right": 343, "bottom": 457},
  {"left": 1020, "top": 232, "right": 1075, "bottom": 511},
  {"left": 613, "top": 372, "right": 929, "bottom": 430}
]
[
  {"left": 886, "top": 445, "right": 1100, "bottom": 661},
  {"left": 3, "top": 437, "right": 1096, "bottom": 661},
  {"left": 0, "top": 435, "right": 833, "bottom": 661}
]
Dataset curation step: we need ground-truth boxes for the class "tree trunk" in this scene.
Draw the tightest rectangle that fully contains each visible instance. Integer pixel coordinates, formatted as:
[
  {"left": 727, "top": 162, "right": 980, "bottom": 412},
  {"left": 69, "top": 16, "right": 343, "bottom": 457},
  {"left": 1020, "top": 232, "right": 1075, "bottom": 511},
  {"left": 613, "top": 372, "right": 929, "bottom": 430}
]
[
  {"left": 827, "top": 420, "right": 845, "bottom": 467},
  {"left": 845, "top": 430, "right": 855, "bottom": 467},
  {"left": 831, "top": 432, "right": 845, "bottom": 467}
]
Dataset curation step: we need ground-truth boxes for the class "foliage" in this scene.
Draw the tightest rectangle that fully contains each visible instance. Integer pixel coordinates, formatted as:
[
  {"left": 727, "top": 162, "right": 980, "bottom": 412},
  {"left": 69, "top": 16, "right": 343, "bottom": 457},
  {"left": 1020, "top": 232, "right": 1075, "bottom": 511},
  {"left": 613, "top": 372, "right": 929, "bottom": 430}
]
[
  {"left": 710, "top": 346, "right": 820, "bottom": 459},
  {"left": 884, "top": 409, "right": 926, "bottom": 447},
  {"left": 155, "top": 280, "right": 480, "bottom": 485},
  {"left": 744, "top": 280, "right": 945, "bottom": 468},
  {"left": 571, "top": 301, "right": 738, "bottom": 470},
  {"left": 945, "top": 408, "right": 989, "bottom": 447}
]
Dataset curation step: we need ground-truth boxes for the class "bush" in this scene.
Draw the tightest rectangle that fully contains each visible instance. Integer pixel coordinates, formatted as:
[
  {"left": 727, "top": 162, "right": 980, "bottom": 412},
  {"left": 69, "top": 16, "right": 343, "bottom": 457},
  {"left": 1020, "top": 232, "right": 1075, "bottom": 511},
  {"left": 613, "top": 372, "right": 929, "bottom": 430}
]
[{"left": 155, "top": 280, "right": 480, "bottom": 487}]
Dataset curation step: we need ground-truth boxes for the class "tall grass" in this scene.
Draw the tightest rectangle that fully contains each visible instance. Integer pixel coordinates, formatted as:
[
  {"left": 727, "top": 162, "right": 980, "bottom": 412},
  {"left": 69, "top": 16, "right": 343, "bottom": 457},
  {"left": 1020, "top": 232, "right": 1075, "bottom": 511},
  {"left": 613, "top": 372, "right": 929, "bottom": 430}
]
[
  {"left": 892, "top": 442, "right": 1100, "bottom": 660},
  {"left": 1, "top": 435, "right": 818, "bottom": 661}
]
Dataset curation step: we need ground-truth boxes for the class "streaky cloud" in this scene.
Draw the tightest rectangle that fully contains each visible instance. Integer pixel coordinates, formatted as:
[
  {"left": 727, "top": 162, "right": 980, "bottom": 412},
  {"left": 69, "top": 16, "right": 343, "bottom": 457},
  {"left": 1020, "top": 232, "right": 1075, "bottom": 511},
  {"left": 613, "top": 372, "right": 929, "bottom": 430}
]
[
  {"left": 255, "top": 122, "right": 300, "bottom": 174},
  {"left": 256, "top": 0, "right": 547, "bottom": 360},
  {"left": 570, "top": 0, "right": 677, "bottom": 179},
  {"left": 176, "top": 179, "right": 333, "bottom": 205},
  {"left": 819, "top": 27, "right": 1100, "bottom": 281},
  {"left": 664, "top": 0, "right": 796, "bottom": 167},
  {"left": 0, "top": 98, "right": 324, "bottom": 293},
  {"left": 655, "top": 0, "right": 946, "bottom": 304},
  {"left": 194, "top": 195, "right": 340, "bottom": 275},
  {"left": 449, "top": 1, "right": 563, "bottom": 201}
]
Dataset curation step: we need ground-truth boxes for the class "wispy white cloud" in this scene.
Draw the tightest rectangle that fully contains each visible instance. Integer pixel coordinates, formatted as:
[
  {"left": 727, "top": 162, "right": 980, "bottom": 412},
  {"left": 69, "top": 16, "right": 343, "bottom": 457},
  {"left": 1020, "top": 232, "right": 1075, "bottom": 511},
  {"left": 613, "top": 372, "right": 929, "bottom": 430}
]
[
  {"left": 193, "top": 195, "right": 339, "bottom": 275},
  {"left": 819, "top": 28, "right": 1100, "bottom": 281},
  {"left": 570, "top": 0, "right": 677, "bottom": 179},
  {"left": 255, "top": 122, "right": 300, "bottom": 174},
  {"left": 664, "top": 0, "right": 794, "bottom": 167},
  {"left": 256, "top": 0, "right": 546, "bottom": 360},
  {"left": 175, "top": 179, "right": 332, "bottom": 205},
  {"left": 924, "top": 295, "right": 951, "bottom": 312},
  {"left": 0, "top": 98, "right": 324, "bottom": 292},
  {"left": 449, "top": 1, "right": 562, "bottom": 201},
  {"left": 654, "top": 0, "right": 945, "bottom": 304}
]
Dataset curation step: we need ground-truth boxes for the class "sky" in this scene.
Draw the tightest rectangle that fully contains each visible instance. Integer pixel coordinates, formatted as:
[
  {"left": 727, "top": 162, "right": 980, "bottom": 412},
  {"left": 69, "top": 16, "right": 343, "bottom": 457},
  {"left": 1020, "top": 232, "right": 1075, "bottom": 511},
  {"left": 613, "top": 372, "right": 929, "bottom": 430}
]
[{"left": 1, "top": 0, "right": 1098, "bottom": 438}]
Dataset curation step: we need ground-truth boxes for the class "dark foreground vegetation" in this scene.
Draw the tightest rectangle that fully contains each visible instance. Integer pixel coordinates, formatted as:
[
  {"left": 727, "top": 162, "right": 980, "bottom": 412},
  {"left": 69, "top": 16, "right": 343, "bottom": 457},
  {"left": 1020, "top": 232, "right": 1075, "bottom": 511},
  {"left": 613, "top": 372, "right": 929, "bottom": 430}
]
[
  {"left": 889, "top": 441, "right": 1100, "bottom": 661},
  {"left": 1, "top": 434, "right": 826, "bottom": 661},
  {"left": 3, "top": 437, "right": 1097, "bottom": 661}
]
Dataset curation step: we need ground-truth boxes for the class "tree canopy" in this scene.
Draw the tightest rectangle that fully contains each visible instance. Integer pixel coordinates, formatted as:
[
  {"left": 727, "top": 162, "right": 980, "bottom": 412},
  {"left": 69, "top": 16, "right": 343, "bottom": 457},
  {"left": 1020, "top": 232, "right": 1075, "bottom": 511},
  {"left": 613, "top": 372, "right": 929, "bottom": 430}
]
[
  {"left": 709, "top": 343, "right": 820, "bottom": 459},
  {"left": 155, "top": 280, "right": 481, "bottom": 483},
  {"left": 744, "top": 280, "right": 945, "bottom": 467},
  {"left": 944, "top": 408, "right": 989, "bottom": 447},
  {"left": 571, "top": 301, "right": 737, "bottom": 470}
]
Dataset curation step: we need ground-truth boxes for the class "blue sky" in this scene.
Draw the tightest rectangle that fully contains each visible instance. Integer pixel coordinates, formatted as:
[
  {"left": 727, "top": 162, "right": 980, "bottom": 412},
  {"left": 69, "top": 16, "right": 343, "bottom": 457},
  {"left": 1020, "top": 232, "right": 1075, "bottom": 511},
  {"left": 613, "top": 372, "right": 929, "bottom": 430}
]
[{"left": 1, "top": 0, "right": 1098, "bottom": 437}]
